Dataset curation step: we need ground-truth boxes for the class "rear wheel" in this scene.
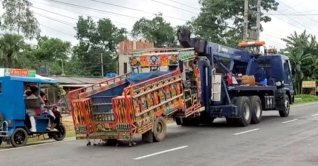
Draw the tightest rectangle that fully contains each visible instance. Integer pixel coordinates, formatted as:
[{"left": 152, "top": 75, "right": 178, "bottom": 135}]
[
  {"left": 11, "top": 128, "right": 28, "bottom": 147},
  {"left": 235, "top": 96, "right": 252, "bottom": 127},
  {"left": 249, "top": 96, "right": 262, "bottom": 124},
  {"left": 279, "top": 94, "right": 290, "bottom": 117},
  {"left": 52, "top": 125, "right": 66, "bottom": 141},
  {"left": 153, "top": 116, "right": 166, "bottom": 142},
  {"left": 142, "top": 130, "right": 153, "bottom": 143},
  {"left": 0, "top": 138, "right": 2, "bottom": 146}
]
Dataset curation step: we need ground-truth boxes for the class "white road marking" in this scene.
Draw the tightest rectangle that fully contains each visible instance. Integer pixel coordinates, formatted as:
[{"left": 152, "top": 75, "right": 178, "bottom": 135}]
[
  {"left": 312, "top": 113, "right": 318, "bottom": 117},
  {"left": 134, "top": 145, "right": 189, "bottom": 160},
  {"left": 282, "top": 119, "right": 298, "bottom": 124},
  {"left": 0, "top": 138, "right": 76, "bottom": 152},
  {"left": 233, "top": 128, "right": 259, "bottom": 136}
]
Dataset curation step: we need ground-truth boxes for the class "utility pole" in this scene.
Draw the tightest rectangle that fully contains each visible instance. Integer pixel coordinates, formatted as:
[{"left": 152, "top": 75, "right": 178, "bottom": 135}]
[
  {"left": 256, "top": 0, "right": 262, "bottom": 41},
  {"left": 243, "top": 0, "right": 249, "bottom": 41},
  {"left": 101, "top": 53, "right": 104, "bottom": 77}
]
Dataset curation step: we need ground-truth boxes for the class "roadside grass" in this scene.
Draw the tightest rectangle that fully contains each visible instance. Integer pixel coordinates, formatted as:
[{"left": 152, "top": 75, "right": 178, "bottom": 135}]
[{"left": 295, "top": 95, "right": 318, "bottom": 104}]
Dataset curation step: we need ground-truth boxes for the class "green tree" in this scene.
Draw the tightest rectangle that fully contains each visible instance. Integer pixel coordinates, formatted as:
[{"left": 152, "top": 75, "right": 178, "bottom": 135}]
[
  {"left": 282, "top": 30, "right": 318, "bottom": 94},
  {"left": 1, "top": 0, "right": 40, "bottom": 39},
  {"left": 188, "top": 0, "right": 279, "bottom": 47},
  {"left": 30, "top": 36, "right": 72, "bottom": 75},
  {"left": 0, "top": 34, "right": 28, "bottom": 68},
  {"left": 132, "top": 14, "right": 176, "bottom": 47},
  {"left": 72, "top": 16, "right": 127, "bottom": 76}
]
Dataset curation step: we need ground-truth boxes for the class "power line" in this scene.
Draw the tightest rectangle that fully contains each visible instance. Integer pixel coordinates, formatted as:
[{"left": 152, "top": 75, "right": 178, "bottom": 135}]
[
  {"left": 34, "top": 11, "right": 75, "bottom": 26},
  {"left": 150, "top": 0, "right": 199, "bottom": 15},
  {"left": 32, "top": 6, "right": 77, "bottom": 20},
  {"left": 31, "top": 0, "right": 133, "bottom": 27},
  {"left": 167, "top": 0, "right": 200, "bottom": 11},
  {"left": 37, "top": 0, "right": 140, "bottom": 20},
  {"left": 40, "top": 23, "right": 75, "bottom": 37},
  {"left": 88, "top": 0, "right": 189, "bottom": 21},
  {"left": 276, "top": 0, "right": 318, "bottom": 24},
  {"left": 279, "top": 2, "right": 304, "bottom": 12}
]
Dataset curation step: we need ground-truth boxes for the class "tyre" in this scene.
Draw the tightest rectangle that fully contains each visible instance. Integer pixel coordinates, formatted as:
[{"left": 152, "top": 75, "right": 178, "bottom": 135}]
[
  {"left": 249, "top": 96, "right": 262, "bottom": 124},
  {"left": 235, "top": 96, "right": 252, "bottom": 127},
  {"left": 52, "top": 124, "right": 66, "bottom": 141},
  {"left": 279, "top": 94, "right": 290, "bottom": 117},
  {"left": 0, "top": 138, "right": 2, "bottom": 146},
  {"left": 153, "top": 116, "right": 167, "bottom": 142},
  {"left": 11, "top": 128, "right": 28, "bottom": 147},
  {"left": 142, "top": 130, "right": 153, "bottom": 143},
  {"left": 0, "top": 113, "right": 4, "bottom": 129}
]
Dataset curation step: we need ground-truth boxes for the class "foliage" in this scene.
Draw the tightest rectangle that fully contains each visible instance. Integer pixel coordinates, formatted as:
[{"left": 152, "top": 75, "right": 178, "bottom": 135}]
[
  {"left": 187, "top": 0, "right": 279, "bottom": 47},
  {"left": 72, "top": 16, "right": 127, "bottom": 76},
  {"left": 282, "top": 30, "right": 318, "bottom": 94},
  {"left": 1, "top": 0, "right": 40, "bottom": 39},
  {"left": 132, "top": 14, "right": 176, "bottom": 47},
  {"left": 0, "top": 34, "right": 29, "bottom": 68}
]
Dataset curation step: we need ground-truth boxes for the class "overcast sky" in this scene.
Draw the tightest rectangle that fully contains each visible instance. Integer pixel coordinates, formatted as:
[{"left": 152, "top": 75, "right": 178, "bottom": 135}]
[{"left": 1, "top": 0, "right": 318, "bottom": 50}]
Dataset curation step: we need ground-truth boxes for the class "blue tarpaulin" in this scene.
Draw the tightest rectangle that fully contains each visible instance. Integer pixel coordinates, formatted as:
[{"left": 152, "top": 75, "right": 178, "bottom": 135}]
[{"left": 126, "top": 71, "right": 171, "bottom": 84}]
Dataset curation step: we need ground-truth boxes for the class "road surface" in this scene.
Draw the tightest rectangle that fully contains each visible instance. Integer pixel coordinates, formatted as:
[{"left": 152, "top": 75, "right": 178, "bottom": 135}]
[{"left": 1, "top": 103, "right": 318, "bottom": 166}]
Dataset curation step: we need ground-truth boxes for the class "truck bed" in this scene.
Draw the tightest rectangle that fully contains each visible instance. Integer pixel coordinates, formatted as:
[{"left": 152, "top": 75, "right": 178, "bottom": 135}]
[{"left": 228, "top": 85, "right": 277, "bottom": 91}]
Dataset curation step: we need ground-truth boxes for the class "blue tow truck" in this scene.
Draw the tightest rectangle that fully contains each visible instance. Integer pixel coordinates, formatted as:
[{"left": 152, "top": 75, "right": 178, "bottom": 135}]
[{"left": 175, "top": 29, "right": 294, "bottom": 127}]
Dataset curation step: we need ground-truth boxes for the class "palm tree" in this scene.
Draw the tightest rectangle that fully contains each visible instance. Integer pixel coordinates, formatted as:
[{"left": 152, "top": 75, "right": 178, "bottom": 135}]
[
  {"left": 0, "top": 34, "right": 27, "bottom": 68},
  {"left": 286, "top": 48, "right": 313, "bottom": 94}
]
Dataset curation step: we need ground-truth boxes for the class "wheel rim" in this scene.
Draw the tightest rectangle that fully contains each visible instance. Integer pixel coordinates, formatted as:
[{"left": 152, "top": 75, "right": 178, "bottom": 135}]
[
  {"left": 156, "top": 121, "right": 163, "bottom": 134},
  {"left": 255, "top": 102, "right": 261, "bottom": 118},
  {"left": 243, "top": 103, "right": 250, "bottom": 120},
  {"left": 285, "top": 99, "right": 290, "bottom": 114},
  {"left": 14, "top": 131, "right": 26, "bottom": 145}
]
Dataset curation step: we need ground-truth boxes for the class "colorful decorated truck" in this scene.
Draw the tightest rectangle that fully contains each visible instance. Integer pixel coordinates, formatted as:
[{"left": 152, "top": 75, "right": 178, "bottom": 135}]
[{"left": 68, "top": 49, "right": 204, "bottom": 146}]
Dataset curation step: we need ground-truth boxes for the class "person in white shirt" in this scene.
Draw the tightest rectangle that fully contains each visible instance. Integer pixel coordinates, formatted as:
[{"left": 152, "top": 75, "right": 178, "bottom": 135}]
[{"left": 25, "top": 87, "right": 39, "bottom": 132}]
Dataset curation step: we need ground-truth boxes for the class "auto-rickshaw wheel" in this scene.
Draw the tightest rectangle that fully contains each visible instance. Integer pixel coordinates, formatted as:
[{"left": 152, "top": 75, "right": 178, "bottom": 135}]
[
  {"left": 0, "top": 138, "right": 2, "bottom": 146},
  {"left": 52, "top": 124, "right": 66, "bottom": 141},
  {"left": 11, "top": 128, "right": 28, "bottom": 147}
]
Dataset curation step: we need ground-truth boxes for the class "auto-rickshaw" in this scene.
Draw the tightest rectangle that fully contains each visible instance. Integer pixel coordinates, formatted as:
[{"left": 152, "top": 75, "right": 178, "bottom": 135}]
[{"left": 0, "top": 68, "right": 66, "bottom": 147}]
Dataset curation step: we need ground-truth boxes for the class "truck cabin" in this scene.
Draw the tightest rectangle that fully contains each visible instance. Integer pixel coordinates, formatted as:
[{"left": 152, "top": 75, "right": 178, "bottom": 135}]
[{"left": 0, "top": 70, "right": 57, "bottom": 135}]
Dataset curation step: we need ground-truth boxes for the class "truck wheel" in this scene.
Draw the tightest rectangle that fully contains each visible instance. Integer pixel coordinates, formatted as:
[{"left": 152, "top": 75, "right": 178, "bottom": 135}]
[
  {"left": 153, "top": 116, "right": 166, "bottom": 142},
  {"left": 249, "top": 96, "right": 262, "bottom": 124},
  {"left": 235, "top": 96, "right": 252, "bottom": 127},
  {"left": 0, "top": 113, "right": 4, "bottom": 129},
  {"left": 279, "top": 95, "right": 290, "bottom": 117},
  {"left": 142, "top": 130, "right": 153, "bottom": 143},
  {"left": 11, "top": 128, "right": 28, "bottom": 147}
]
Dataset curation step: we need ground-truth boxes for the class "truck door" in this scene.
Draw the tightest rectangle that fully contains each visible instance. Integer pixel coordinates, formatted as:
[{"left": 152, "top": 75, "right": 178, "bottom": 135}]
[{"left": 283, "top": 59, "right": 294, "bottom": 102}]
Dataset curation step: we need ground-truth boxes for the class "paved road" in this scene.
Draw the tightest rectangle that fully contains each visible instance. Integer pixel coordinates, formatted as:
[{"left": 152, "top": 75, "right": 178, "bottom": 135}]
[{"left": 1, "top": 103, "right": 318, "bottom": 166}]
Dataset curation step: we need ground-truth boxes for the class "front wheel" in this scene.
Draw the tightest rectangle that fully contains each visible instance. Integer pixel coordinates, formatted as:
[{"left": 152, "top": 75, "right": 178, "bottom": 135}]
[
  {"left": 279, "top": 95, "right": 290, "bottom": 117},
  {"left": 52, "top": 124, "right": 66, "bottom": 141},
  {"left": 11, "top": 128, "right": 28, "bottom": 147},
  {"left": 0, "top": 138, "right": 2, "bottom": 146}
]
